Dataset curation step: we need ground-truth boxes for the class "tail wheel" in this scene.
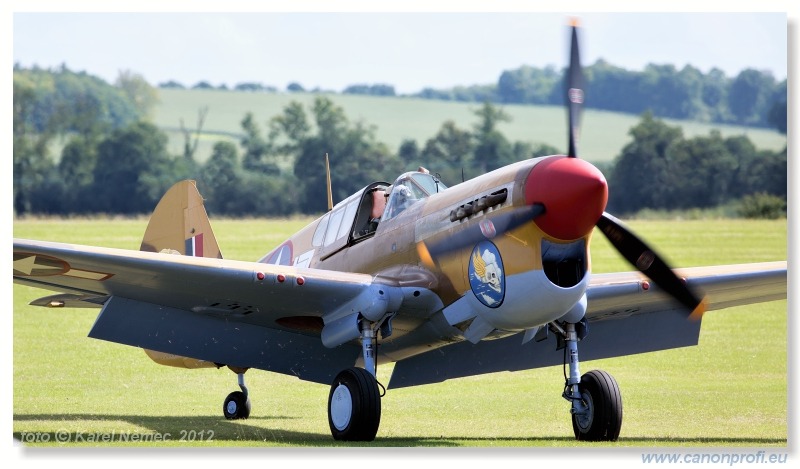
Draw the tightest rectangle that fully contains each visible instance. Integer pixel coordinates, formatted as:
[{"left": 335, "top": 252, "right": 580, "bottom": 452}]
[
  {"left": 572, "top": 369, "right": 622, "bottom": 441},
  {"left": 328, "top": 367, "right": 381, "bottom": 441},
  {"left": 223, "top": 390, "right": 251, "bottom": 420}
]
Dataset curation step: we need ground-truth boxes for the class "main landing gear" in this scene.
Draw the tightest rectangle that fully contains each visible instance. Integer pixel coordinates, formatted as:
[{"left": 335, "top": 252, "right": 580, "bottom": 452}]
[
  {"left": 219, "top": 320, "right": 620, "bottom": 441},
  {"left": 217, "top": 320, "right": 385, "bottom": 439},
  {"left": 557, "top": 321, "right": 622, "bottom": 441},
  {"left": 327, "top": 320, "right": 383, "bottom": 441},
  {"left": 223, "top": 367, "right": 251, "bottom": 420}
]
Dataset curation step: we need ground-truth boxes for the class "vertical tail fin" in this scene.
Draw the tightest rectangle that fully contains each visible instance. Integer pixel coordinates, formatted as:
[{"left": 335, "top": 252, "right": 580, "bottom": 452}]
[{"left": 139, "top": 180, "right": 223, "bottom": 259}]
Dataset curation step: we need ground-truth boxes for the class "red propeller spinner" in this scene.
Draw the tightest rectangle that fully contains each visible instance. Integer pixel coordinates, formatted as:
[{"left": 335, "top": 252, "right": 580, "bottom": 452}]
[{"left": 524, "top": 156, "right": 608, "bottom": 241}]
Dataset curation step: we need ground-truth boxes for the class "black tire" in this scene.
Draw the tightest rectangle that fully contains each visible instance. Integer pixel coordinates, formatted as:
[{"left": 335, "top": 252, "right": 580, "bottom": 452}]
[
  {"left": 327, "top": 367, "right": 381, "bottom": 441},
  {"left": 223, "top": 391, "right": 251, "bottom": 420},
  {"left": 571, "top": 369, "right": 622, "bottom": 441}
]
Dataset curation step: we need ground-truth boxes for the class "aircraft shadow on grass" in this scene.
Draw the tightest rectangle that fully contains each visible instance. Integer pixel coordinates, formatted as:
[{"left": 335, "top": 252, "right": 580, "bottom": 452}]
[{"left": 12, "top": 414, "right": 786, "bottom": 447}]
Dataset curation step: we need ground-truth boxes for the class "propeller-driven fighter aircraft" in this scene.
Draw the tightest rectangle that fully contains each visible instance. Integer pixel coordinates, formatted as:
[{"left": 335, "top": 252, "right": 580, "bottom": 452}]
[{"left": 13, "top": 23, "right": 787, "bottom": 442}]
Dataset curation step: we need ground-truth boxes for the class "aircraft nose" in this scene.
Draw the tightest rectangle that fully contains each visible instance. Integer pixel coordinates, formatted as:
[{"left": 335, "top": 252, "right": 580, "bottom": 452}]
[{"left": 524, "top": 156, "right": 608, "bottom": 240}]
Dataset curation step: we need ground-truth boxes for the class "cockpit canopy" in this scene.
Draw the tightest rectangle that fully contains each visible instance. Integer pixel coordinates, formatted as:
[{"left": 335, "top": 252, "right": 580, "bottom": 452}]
[
  {"left": 309, "top": 168, "right": 447, "bottom": 259},
  {"left": 383, "top": 169, "right": 447, "bottom": 221}
]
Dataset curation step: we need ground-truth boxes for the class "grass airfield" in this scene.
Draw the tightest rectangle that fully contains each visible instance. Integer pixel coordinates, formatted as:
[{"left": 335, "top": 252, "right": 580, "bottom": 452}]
[{"left": 12, "top": 218, "right": 787, "bottom": 448}]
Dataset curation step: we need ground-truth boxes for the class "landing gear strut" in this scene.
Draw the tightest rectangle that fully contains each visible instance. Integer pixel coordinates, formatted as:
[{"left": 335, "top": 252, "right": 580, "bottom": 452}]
[
  {"left": 223, "top": 368, "right": 251, "bottom": 420},
  {"left": 558, "top": 321, "right": 622, "bottom": 441},
  {"left": 327, "top": 320, "right": 382, "bottom": 441}
]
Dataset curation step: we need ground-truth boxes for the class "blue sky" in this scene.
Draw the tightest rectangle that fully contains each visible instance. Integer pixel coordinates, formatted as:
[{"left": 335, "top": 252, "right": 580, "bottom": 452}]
[{"left": 10, "top": 7, "right": 790, "bottom": 94}]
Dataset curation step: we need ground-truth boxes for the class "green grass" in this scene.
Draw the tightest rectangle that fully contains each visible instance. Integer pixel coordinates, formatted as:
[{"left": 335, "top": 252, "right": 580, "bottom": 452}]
[
  {"left": 12, "top": 218, "right": 787, "bottom": 447},
  {"left": 153, "top": 89, "right": 787, "bottom": 164}
]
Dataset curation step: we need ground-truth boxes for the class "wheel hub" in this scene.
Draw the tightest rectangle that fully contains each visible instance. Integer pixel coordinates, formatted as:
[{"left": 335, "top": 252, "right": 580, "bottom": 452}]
[
  {"left": 226, "top": 400, "right": 238, "bottom": 415},
  {"left": 574, "top": 391, "right": 594, "bottom": 432},
  {"left": 330, "top": 383, "right": 353, "bottom": 431}
]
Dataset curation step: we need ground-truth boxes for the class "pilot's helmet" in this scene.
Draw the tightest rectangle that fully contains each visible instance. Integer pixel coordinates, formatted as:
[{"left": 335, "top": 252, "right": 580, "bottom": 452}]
[{"left": 395, "top": 185, "right": 413, "bottom": 204}]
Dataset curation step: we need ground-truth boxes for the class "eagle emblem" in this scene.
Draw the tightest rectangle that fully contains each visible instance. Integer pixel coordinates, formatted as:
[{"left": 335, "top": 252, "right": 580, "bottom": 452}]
[{"left": 468, "top": 241, "right": 505, "bottom": 308}]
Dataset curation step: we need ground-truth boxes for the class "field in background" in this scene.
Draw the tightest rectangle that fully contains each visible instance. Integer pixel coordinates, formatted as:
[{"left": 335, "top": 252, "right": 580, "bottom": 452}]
[
  {"left": 153, "top": 89, "right": 787, "bottom": 165},
  {"left": 12, "top": 218, "right": 787, "bottom": 447}
]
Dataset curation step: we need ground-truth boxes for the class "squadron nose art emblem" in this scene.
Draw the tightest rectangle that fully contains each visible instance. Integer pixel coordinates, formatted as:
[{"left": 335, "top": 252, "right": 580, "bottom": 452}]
[{"left": 469, "top": 241, "right": 505, "bottom": 308}]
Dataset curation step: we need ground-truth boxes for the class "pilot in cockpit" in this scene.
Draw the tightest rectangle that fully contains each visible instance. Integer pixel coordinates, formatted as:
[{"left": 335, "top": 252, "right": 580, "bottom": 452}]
[{"left": 383, "top": 183, "right": 419, "bottom": 220}]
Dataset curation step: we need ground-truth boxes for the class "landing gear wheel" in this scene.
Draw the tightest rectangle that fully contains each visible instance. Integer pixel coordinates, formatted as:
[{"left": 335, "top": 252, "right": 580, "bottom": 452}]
[
  {"left": 223, "top": 390, "right": 251, "bottom": 420},
  {"left": 571, "top": 370, "right": 622, "bottom": 441},
  {"left": 327, "top": 367, "right": 381, "bottom": 441}
]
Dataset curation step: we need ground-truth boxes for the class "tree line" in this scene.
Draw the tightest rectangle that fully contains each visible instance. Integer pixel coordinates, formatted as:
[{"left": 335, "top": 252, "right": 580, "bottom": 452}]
[
  {"left": 417, "top": 61, "right": 786, "bottom": 132},
  {"left": 156, "top": 59, "right": 787, "bottom": 133},
  {"left": 607, "top": 112, "right": 786, "bottom": 216},
  {"left": 13, "top": 66, "right": 786, "bottom": 218}
]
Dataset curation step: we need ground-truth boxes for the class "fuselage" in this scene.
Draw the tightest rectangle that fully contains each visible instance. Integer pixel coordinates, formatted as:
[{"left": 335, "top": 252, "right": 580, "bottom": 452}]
[{"left": 260, "top": 155, "right": 608, "bottom": 359}]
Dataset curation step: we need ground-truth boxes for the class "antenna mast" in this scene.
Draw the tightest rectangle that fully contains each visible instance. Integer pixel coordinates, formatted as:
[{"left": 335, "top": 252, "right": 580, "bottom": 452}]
[{"left": 325, "top": 153, "right": 333, "bottom": 211}]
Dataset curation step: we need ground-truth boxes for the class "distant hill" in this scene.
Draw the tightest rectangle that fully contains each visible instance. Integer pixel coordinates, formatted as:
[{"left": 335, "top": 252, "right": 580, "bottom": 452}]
[{"left": 152, "top": 88, "right": 787, "bottom": 165}]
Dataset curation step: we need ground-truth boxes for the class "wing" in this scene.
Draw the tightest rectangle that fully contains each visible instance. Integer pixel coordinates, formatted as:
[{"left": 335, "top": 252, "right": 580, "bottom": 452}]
[
  {"left": 584, "top": 261, "right": 787, "bottom": 321},
  {"left": 13, "top": 238, "right": 425, "bottom": 384},
  {"left": 388, "top": 262, "right": 786, "bottom": 388}
]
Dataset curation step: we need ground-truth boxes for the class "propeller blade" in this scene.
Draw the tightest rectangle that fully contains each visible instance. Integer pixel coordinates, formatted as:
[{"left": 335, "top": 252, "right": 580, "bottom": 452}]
[
  {"left": 418, "top": 204, "right": 545, "bottom": 267},
  {"left": 566, "top": 19, "right": 584, "bottom": 158},
  {"left": 596, "top": 212, "right": 707, "bottom": 320}
]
